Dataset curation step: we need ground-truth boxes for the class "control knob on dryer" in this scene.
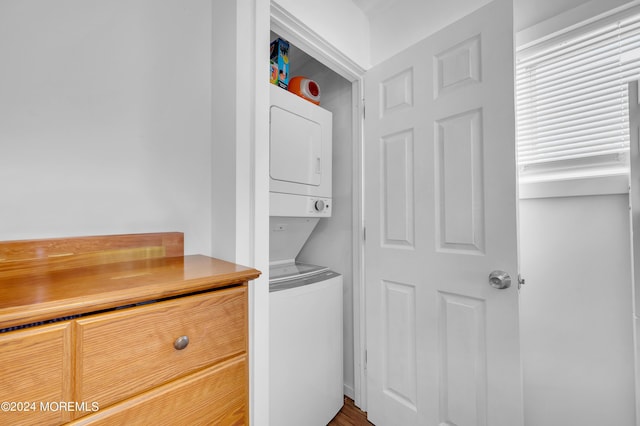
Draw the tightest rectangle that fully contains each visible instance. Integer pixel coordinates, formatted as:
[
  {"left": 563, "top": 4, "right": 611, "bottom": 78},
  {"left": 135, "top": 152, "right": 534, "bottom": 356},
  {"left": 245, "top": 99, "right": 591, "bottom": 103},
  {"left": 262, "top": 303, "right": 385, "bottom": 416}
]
[{"left": 314, "top": 200, "right": 325, "bottom": 212}]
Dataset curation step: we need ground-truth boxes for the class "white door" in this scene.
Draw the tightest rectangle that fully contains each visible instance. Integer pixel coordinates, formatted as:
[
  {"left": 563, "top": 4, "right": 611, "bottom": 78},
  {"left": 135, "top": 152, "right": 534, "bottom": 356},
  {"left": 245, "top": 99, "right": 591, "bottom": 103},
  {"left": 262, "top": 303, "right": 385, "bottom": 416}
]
[{"left": 364, "top": 0, "right": 523, "bottom": 425}]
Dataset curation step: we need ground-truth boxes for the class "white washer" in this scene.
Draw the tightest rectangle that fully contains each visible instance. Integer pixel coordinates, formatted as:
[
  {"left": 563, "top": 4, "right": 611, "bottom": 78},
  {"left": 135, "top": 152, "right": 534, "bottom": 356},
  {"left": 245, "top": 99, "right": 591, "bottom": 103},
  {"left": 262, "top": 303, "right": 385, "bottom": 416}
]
[{"left": 269, "top": 262, "right": 343, "bottom": 426}]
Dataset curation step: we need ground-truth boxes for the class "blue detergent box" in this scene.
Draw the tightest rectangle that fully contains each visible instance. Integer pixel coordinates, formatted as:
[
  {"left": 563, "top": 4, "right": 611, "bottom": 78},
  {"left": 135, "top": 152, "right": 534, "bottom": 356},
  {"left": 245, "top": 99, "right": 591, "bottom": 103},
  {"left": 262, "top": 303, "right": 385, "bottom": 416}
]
[{"left": 270, "top": 38, "right": 290, "bottom": 89}]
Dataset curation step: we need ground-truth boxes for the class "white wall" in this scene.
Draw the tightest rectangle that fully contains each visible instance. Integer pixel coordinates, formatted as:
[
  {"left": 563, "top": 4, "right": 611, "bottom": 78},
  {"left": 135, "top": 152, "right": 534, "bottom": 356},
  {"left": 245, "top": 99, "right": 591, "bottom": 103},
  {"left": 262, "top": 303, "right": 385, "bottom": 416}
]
[
  {"left": 211, "top": 0, "right": 238, "bottom": 261},
  {"left": 519, "top": 194, "right": 636, "bottom": 426},
  {"left": 515, "top": 1, "right": 638, "bottom": 425},
  {"left": 0, "top": 0, "right": 212, "bottom": 255},
  {"left": 293, "top": 56, "right": 355, "bottom": 398}
]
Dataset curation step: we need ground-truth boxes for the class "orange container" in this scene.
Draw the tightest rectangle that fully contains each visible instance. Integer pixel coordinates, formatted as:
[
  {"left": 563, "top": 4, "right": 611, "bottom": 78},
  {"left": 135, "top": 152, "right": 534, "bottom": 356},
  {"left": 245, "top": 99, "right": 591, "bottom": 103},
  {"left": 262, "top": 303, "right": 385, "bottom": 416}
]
[{"left": 287, "top": 76, "right": 321, "bottom": 105}]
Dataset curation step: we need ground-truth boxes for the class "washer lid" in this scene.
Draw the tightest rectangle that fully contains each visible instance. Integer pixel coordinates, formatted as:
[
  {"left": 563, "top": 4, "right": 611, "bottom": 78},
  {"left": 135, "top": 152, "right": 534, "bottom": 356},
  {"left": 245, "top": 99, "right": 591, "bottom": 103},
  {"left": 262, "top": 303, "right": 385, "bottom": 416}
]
[
  {"left": 269, "top": 261, "right": 328, "bottom": 283},
  {"left": 269, "top": 270, "right": 340, "bottom": 292}
]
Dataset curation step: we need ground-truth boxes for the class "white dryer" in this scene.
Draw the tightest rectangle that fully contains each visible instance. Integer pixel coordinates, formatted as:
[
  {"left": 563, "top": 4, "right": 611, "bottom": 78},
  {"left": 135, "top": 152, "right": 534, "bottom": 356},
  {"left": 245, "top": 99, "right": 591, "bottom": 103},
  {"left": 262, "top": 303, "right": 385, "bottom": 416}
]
[{"left": 270, "top": 84, "right": 333, "bottom": 218}]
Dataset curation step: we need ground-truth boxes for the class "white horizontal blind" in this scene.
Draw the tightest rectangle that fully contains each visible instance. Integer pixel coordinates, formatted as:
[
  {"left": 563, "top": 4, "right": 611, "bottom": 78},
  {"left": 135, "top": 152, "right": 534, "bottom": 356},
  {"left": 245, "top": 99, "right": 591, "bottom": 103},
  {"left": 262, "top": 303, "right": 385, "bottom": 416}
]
[{"left": 516, "top": 10, "right": 640, "bottom": 175}]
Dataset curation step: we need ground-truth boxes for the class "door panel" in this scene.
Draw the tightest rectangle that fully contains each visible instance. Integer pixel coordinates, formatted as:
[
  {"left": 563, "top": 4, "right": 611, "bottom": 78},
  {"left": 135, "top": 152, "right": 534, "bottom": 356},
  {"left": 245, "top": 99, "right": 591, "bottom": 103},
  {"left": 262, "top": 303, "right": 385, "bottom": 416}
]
[
  {"left": 435, "top": 108, "right": 485, "bottom": 253},
  {"left": 438, "top": 292, "right": 488, "bottom": 426},
  {"left": 364, "top": 1, "right": 522, "bottom": 425},
  {"left": 381, "top": 130, "right": 414, "bottom": 248},
  {"left": 382, "top": 279, "right": 417, "bottom": 409}
]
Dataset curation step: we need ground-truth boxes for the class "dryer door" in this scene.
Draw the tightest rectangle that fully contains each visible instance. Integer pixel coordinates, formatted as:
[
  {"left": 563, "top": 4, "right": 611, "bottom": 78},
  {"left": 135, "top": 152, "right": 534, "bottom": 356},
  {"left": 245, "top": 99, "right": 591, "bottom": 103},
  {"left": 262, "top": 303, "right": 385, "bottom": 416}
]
[
  {"left": 270, "top": 105, "right": 321, "bottom": 187},
  {"left": 269, "top": 85, "right": 332, "bottom": 198}
]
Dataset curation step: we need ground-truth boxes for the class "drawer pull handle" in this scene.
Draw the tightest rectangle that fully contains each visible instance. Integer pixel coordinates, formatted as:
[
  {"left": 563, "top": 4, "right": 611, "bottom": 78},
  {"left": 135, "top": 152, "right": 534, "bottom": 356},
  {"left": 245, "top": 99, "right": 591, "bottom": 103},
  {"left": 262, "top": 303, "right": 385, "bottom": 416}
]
[{"left": 173, "top": 335, "right": 189, "bottom": 350}]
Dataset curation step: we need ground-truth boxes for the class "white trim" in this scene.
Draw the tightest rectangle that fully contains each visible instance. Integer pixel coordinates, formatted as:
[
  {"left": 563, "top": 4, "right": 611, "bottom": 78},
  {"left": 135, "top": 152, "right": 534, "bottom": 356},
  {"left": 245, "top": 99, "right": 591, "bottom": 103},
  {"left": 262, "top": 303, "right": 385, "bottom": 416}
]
[
  {"left": 517, "top": 1, "right": 640, "bottom": 56},
  {"left": 516, "top": 0, "right": 640, "bottom": 50},
  {"left": 352, "top": 79, "right": 367, "bottom": 411},
  {"left": 270, "top": 2, "right": 366, "bottom": 81},
  {"left": 269, "top": 0, "right": 368, "bottom": 411},
  {"left": 212, "top": 1, "right": 270, "bottom": 424},
  {"left": 249, "top": 1, "right": 271, "bottom": 425},
  {"left": 627, "top": 80, "right": 640, "bottom": 426},
  {"left": 635, "top": 316, "right": 640, "bottom": 426},
  {"left": 519, "top": 173, "right": 629, "bottom": 199}
]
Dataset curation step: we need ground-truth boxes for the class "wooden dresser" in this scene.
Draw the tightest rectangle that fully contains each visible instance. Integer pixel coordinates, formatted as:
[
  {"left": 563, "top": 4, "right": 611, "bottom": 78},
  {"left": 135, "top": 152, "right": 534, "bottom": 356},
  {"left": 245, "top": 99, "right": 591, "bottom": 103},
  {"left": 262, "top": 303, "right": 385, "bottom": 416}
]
[{"left": 0, "top": 233, "right": 260, "bottom": 425}]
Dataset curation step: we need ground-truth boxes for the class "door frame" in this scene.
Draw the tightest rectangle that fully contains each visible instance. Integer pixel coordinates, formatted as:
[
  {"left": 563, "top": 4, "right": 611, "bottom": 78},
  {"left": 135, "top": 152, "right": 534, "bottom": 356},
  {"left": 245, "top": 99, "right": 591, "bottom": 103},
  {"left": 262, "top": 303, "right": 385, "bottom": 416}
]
[
  {"left": 628, "top": 80, "right": 640, "bottom": 426},
  {"left": 270, "top": 0, "right": 368, "bottom": 409}
]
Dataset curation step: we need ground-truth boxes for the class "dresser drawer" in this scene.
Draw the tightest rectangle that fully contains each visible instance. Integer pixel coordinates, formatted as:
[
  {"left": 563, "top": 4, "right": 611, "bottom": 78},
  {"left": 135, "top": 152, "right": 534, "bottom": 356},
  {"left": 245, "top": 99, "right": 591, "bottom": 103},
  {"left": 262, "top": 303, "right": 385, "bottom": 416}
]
[
  {"left": 75, "top": 285, "right": 247, "bottom": 411},
  {"left": 0, "top": 322, "right": 73, "bottom": 426},
  {"left": 69, "top": 354, "right": 248, "bottom": 425}
]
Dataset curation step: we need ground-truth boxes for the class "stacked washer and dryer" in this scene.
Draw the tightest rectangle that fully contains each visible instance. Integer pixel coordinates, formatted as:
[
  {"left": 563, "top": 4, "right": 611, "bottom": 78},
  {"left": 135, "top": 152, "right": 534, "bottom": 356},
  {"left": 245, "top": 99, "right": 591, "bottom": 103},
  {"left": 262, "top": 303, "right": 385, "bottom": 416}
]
[{"left": 268, "top": 84, "right": 344, "bottom": 425}]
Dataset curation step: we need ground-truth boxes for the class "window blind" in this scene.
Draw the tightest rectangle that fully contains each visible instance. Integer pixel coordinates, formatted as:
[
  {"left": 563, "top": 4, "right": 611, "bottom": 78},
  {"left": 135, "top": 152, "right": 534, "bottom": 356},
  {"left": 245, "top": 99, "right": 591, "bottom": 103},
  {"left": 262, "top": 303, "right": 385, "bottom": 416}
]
[{"left": 515, "top": 10, "right": 640, "bottom": 175}]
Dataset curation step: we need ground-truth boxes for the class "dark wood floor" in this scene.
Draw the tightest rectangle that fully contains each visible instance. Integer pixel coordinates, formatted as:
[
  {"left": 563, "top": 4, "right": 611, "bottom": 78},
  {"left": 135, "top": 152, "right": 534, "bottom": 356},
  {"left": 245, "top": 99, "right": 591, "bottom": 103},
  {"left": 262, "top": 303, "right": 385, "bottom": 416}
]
[{"left": 327, "top": 396, "right": 374, "bottom": 426}]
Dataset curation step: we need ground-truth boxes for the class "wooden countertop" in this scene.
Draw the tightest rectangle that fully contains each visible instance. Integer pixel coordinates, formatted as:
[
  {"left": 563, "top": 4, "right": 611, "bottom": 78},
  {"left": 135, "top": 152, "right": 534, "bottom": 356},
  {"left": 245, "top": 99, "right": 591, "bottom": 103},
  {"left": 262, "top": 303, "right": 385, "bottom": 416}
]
[{"left": 0, "top": 255, "right": 261, "bottom": 329}]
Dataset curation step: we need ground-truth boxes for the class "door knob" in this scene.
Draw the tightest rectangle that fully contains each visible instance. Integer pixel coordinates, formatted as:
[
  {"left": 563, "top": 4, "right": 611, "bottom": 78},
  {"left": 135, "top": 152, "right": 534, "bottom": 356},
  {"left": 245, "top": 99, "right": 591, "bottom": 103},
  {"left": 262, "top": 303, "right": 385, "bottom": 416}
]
[{"left": 489, "top": 270, "right": 511, "bottom": 289}]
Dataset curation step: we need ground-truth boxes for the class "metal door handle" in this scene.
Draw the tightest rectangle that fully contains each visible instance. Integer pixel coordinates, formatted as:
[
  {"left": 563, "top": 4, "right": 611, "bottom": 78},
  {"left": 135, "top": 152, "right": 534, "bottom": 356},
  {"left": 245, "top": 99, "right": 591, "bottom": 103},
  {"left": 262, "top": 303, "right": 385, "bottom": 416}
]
[
  {"left": 489, "top": 270, "right": 511, "bottom": 289},
  {"left": 174, "top": 335, "right": 189, "bottom": 350}
]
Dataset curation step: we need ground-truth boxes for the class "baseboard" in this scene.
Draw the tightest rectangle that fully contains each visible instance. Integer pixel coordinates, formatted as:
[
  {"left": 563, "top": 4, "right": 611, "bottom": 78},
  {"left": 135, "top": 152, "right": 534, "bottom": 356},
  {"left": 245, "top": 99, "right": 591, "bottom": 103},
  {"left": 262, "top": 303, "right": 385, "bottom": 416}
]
[{"left": 343, "top": 383, "right": 355, "bottom": 400}]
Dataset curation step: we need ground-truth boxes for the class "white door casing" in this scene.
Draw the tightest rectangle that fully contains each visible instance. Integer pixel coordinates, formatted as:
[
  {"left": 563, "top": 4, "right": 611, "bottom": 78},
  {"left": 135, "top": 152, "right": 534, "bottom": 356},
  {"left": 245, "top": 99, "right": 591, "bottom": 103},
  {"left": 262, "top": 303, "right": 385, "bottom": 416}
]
[
  {"left": 627, "top": 80, "right": 640, "bottom": 426},
  {"left": 364, "top": 0, "right": 523, "bottom": 425}
]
